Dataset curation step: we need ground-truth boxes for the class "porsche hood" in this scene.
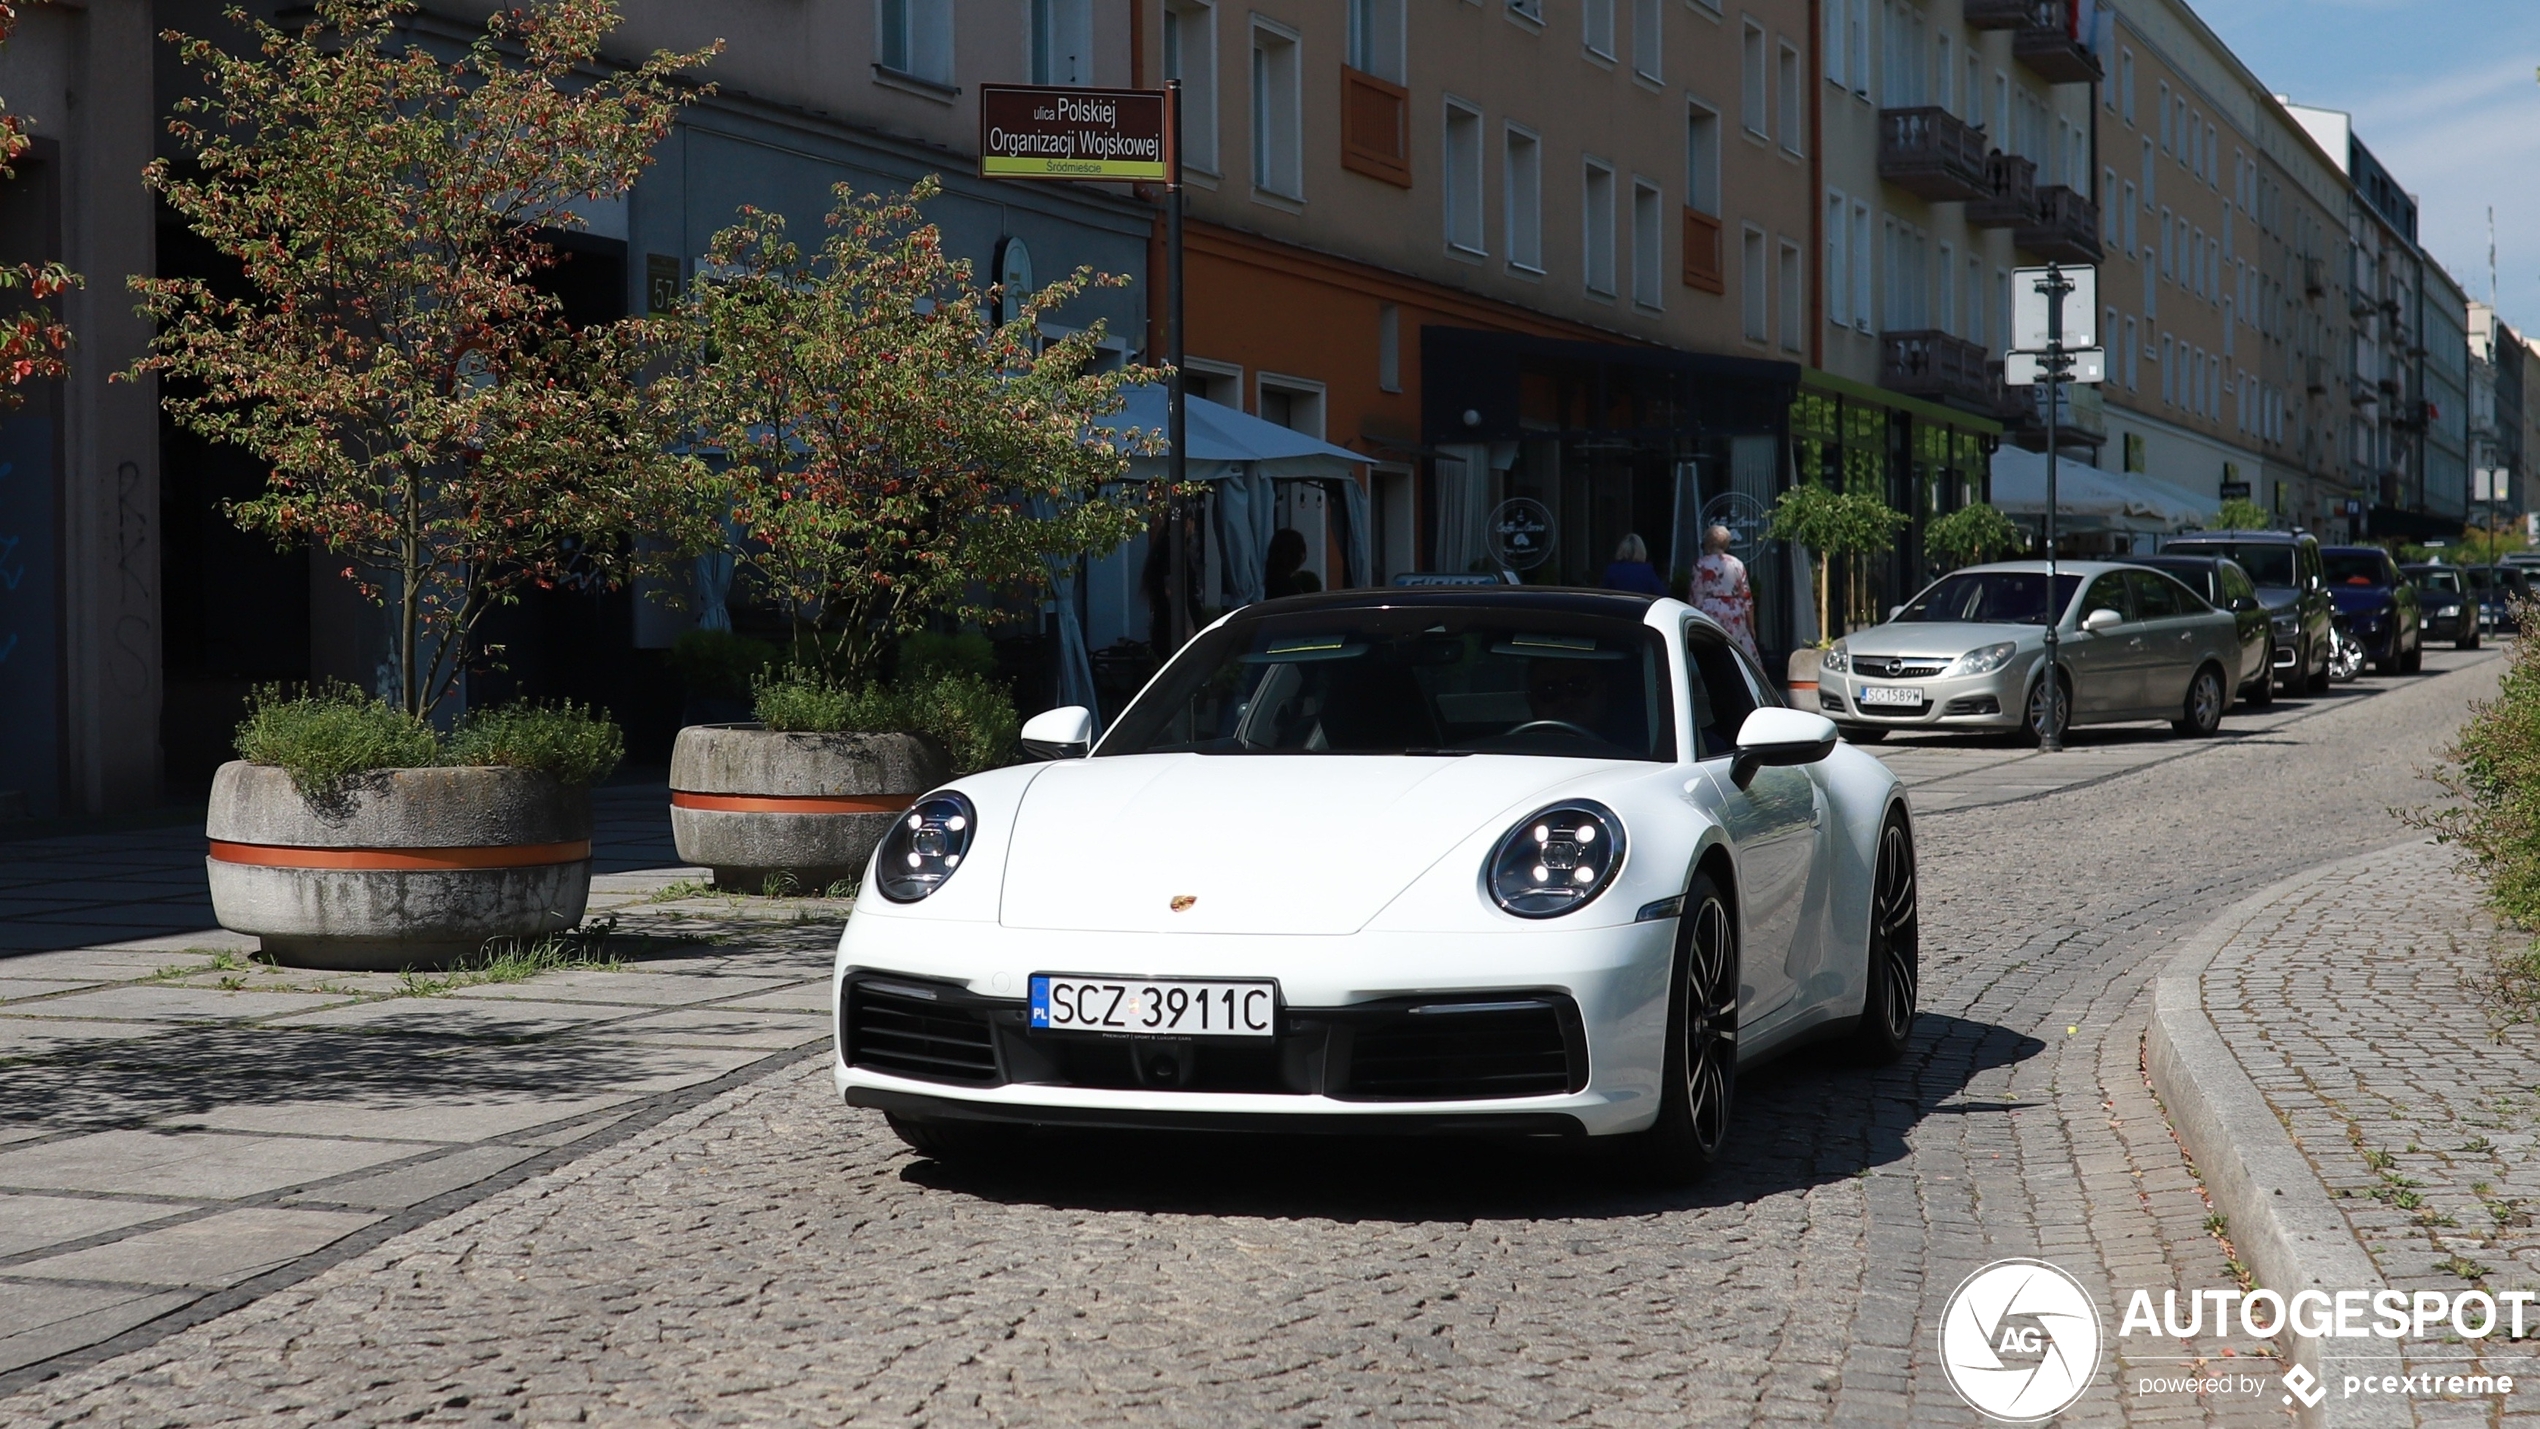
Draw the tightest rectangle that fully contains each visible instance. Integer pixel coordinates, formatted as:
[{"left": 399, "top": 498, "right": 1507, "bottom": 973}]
[{"left": 996, "top": 754, "right": 1592, "bottom": 935}]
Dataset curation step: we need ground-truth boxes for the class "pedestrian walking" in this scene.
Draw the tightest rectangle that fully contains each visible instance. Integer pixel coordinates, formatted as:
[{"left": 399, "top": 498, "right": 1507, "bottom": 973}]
[
  {"left": 1600, "top": 533, "right": 1668, "bottom": 597},
  {"left": 1693, "top": 524, "right": 1760, "bottom": 661}
]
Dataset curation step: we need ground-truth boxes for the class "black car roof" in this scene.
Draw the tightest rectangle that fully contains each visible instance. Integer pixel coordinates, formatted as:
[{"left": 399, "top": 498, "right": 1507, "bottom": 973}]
[
  {"left": 1241, "top": 586, "right": 1662, "bottom": 617},
  {"left": 2127, "top": 553, "right": 2222, "bottom": 567},
  {"left": 2320, "top": 545, "right": 2389, "bottom": 556}
]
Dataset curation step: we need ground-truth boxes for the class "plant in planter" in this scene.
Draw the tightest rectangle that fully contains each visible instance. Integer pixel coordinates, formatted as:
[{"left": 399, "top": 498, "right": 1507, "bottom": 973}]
[
  {"left": 138, "top": 0, "right": 712, "bottom": 964},
  {"left": 1924, "top": 502, "right": 2028, "bottom": 573},
  {"left": 660, "top": 180, "right": 1154, "bottom": 891},
  {"left": 1769, "top": 481, "right": 1911, "bottom": 641},
  {"left": 209, "top": 686, "right": 624, "bottom": 969}
]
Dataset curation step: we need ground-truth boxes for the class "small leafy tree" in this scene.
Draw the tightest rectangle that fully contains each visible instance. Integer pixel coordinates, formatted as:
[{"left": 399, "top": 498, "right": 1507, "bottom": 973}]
[
  {"left": 676, "top": 179, "right": 1158, "bottom": 685},
  {"left": 131, "top": 0, "right": 720, "bottom": 718},
  {"left": 1770, "top": 483, "right": 1909, "bottom": 640},
  {"left": 0, "top": 2, "right": 74, "bottom": 403},
  {"left": 2210, "top": 497, "right": 2276, "bottom": 532},
  {"left": 1924, "top": 501, "right": 2027, "bottom": 572}
]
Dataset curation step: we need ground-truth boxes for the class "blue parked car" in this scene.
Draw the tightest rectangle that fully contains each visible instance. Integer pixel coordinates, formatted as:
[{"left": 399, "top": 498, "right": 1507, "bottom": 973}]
[{"left": 2321, "top": 546, "right": 2421, "bottom": 675}]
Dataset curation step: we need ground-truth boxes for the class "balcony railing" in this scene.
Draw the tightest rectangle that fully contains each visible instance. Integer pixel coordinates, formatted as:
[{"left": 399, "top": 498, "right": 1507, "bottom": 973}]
[
  {"left": 1881, "top": 330, "right": 2003, "bottom": 410},
  {"left": 1879, "top": 107, "right": 1992, "bottom": 201},
  {"left": 2014, "top": 185, "right": 2102, "bottom": 264},
  {"left": 1965, "top": 0, "right": 2100, "bottom": 83},
  {"left": 1340, "top": 67, "right": 1411, "bottom": 188},
  {"left": 1682, "top": 208, "right": 1724, "bottom": 294},
  {"left": 1965, "top": 153, "right": 2038, "bottom": 228}
]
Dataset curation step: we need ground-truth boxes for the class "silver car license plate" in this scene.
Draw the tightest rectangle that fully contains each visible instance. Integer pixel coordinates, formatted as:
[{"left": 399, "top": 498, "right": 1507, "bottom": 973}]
[
  {"left": 1029, "top": 975, "right": 1277, "bottom": 1037},
  {"left": 1857, "top": 685, "right": 1924, "bottom": 707}
]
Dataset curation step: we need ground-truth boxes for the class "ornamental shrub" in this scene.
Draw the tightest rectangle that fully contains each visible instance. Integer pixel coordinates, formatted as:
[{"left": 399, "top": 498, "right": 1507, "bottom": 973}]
[
  {"left": 1924, "top": 502, "right": 2028, "bottom": 570},
  {"left": 446, "top": 702, "right": 625, "bottom": 787},
  {"left": 234, "top": 684, "right": 440, "bottom": 795},
  {"left": 753, "top": 667, "right": 1019, "bottom": 775},
  {"left": 2209, "top": 497, "right": 2276, "bottom": 532},
  {"left": 2407, "top": 598, "right": 2540, "bottom": 932}
]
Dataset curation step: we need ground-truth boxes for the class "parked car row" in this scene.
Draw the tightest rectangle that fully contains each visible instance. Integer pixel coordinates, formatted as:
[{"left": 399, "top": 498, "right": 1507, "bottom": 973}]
[{"left": 1817, "top": 529, "right": 2460, "bottom": 747}]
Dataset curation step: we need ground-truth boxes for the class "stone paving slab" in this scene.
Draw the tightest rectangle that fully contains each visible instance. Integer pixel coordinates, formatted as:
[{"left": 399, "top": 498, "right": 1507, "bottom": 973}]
[
  {"left": 156, "top": 1091, "right": 641, "bottom": 1143},
  {"left": 0, "top": 1288, "right": 196, "bottom": 1376},
  {"left": 0, "top": 1197, "right": 199, "bottom": 1259},
  {"left": 8, "top": 1208, "right": 384, "bottom": 1289},
  {"left": 0, "top": 1132, "right": 421, "bottom": 1200}
]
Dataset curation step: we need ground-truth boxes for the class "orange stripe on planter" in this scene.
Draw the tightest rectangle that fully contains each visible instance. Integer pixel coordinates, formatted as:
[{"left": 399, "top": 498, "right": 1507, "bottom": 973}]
[
  {"left": 670, "top": 791, "right": 919, "bottom": 815},
  {"left": 207, "top": 839, "right": 592, "bottom": 871}
]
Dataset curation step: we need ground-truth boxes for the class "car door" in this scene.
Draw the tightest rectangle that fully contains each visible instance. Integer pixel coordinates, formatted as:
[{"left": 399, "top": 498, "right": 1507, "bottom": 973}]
[
  {"left": 2217, "top": 562, "right": 2268, "bottom": 688},
  {"left": 2063, "top": 571, "right": 2143, "bottom": 717},
  {"left": 2126, "top": 568, "right": 2199, "bottom": 712},
  {"left": 1684, "top": 628, "right": 1817, "bottom": 1027}
]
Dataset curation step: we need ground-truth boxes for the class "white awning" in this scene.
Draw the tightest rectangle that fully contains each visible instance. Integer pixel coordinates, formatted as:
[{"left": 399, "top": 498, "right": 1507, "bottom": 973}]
[
  {"left": 1094, "top": 385, "right": 1368, "bottom": 482},
  {"left": 1989, "top": 446, "right": 2210, "bottom": 532}
]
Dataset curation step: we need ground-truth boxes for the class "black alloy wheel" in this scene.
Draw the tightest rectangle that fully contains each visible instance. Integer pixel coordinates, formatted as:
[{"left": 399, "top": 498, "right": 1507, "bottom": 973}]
[
  {"left": 1635, "top": 873, "right": 1739, "bottom": 1184},
  {"left": 2021, "top": 670, "right": 2070, "bottom": 748},
  {"left": 2243, "top": 658, "right": 2274, "bottom": 707},
  {"left": 2460, "top": 625, "right": 2482, "bottom": 652},
  {"left": 1849, "top": 814, "right": 1919, "bottom": 1064},
  {"left": 2174, "top": 666, "right": 2226, "bottom": 736}
]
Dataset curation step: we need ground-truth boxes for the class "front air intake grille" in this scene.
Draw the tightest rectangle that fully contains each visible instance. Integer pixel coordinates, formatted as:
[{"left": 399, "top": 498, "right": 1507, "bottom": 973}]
[
  {"left": 845, "top": 982, "right": 1001, "bottom": 1085},
  {"left": 1943, "top": 694, "right": 2001, "bottom": 715},
  {"left": 1337, "top": 1000, "right": 1582, "bottom": 1101}
]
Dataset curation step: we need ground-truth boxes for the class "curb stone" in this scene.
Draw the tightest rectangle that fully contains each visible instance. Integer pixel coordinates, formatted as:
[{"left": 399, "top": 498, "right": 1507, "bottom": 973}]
[{"left": 2147, "top": 839, "right": 2428, "bottom": 1429}]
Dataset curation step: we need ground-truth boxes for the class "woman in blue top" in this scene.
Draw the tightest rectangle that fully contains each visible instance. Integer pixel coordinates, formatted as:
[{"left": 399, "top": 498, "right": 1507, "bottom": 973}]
[{"left": 1600, "top": 533, "right": 1668, "bottom": 596}]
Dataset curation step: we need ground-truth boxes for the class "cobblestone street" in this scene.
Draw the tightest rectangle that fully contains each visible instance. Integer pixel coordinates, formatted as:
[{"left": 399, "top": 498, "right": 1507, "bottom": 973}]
[{"left": 0, "top": 650, "right": 2510, "bottom": 1427}]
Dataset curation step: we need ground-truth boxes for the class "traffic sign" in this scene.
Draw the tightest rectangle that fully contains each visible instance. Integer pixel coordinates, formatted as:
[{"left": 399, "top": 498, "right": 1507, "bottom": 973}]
[
  {"left": 2004, "top": 349, "right": 2105, "bottom": 386},
  {"left": 2011, "top": 266, "right": 2098, "bottom": 351}
]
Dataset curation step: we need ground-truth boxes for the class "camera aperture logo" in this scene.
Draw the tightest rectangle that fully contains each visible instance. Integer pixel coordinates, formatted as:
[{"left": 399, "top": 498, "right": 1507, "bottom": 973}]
[{"left": 1941, "top": 1259, "right": 2104, "bottom": 1422}]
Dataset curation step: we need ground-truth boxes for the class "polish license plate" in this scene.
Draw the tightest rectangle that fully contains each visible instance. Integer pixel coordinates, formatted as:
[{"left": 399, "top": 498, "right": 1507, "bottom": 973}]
[
  {"left": 1029, "top": 975, "right": 1278, "bottom": 1037},
  {"left": 1857, "top": 685, "right": 1925, "bottom": 707}
]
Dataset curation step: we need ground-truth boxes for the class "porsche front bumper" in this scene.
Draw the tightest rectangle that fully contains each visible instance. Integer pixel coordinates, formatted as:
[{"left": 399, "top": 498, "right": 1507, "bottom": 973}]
[{"left": 831, "top": 915, "right": 1680, "bottom": 1138}]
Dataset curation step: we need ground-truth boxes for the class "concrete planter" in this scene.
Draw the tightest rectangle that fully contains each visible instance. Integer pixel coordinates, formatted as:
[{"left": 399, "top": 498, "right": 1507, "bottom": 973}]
[
  {"left": 669, "top": 724, "right": 950, "bottom": 893},
  {"left": 1786, "top": 647, "right": 1825, "bottom": 710},
  {"left": 206, "top": 762, "right": 592, "bottom": 971}
]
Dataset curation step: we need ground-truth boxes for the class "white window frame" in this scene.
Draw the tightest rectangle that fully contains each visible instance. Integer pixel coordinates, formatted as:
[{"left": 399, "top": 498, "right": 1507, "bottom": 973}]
[
  {"left": 1250, "top": 19, "right": 1304, "bottom": 202},
  {"left": 876, "top": 0, "right": 954, "bottom": 87},
  {"left": 1777, "top": 40, "right": 1803, "bottom": 154},
  {"left": 1505, "top": 122, "right": 1544, "bottom": 272},
  {"left": 1631, "top": 0, "right": 1662, "bottom": 83},
  {"left": 1852, "top": 201, "right": 1874, "bottom": 330},
  {"left": 1256, "top": 372, "right": 1328, "bottom": 438},
  {"left": 1779, "top": 238, "right": 1804, "bottom": 351},
  {"left": 1163, "top": 2, "right": 1221, "bottom": 176},
  {"left": 1583, "top": 0, "right": 1616, "bottom": 61},
  {"left": 1631, "top": 176, "right": 1664, "bottom": 311},
  {"left": 1029, "top": 0, "right": 1095, "bottom": 86},
  {"left": 1741, "top": 223, "right": 1769, "bottom": 342},
  {"left": 1582, "top": 157, "right": 1618, "bottom": 297},
  {"left": 1346, "top": 0, "right": 1407, "bottom": 85},
  {"left": 1741, "top": 21, "right": 1769, "bottom": 138},
  {"left": 1825, "top": 188, "right": 1848, "bottom": 328},
  {"left": 1685, "top": 100, "right": 1722, "bottom": 215},
  {"left": 1443, "top": 99, "right": 1486, "bottom": 256}
]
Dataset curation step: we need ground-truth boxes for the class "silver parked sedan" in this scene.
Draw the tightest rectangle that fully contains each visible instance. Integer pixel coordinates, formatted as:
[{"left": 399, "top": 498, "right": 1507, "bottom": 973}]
[{"left": 1816, "top": 560, "right": 2245, "bottom": 744}]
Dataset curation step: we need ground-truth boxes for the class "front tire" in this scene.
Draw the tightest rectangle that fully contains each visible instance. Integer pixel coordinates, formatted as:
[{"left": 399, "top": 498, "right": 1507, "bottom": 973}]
[
  {"left": 2174, "top": 665, "right": 2226, "bottom": 736},
  {"left": 2459, "top": 628, "right": 2481, "bottom": 652},
  {"left": 2306, "top": 634, "right": 2331, "bottom": 693},
  {"left": 1633, "top": 873, "right": 1738, "bottom": 1185},
  {"left": 1840, "top": 725, "right": 1890, "bottom": 744},
  {"left": 1849, "top": 814, "right": 1919, "bottom": 1064},
  {"left": 2402, "top": 632, "right": 2423, "bottom": 673},
  {"left": 2021, "top": 670, "right": 2071, "bottom": 747},
  {"left": 2242, "top": 659, "right": 2274, "bottom": 707}
]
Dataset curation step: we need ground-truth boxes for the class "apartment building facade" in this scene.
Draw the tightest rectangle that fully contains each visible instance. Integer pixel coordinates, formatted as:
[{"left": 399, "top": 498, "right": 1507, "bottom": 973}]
[{"left": 2469, "top": 300, "right": 2527, "bottom": 532}]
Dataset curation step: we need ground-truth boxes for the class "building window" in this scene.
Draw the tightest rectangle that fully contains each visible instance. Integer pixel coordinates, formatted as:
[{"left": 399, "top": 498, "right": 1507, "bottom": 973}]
[
  {"left": 1632, "top": 179, "right": 1663, "bottom": 310},
  {"left": 2158, "top": 82, "right": 2172, "bottom": 152},
  {"left": 1444, "top": 101, "right": 1485, "bottom": 254},
  {"left": 1848, "top": 2, "right": 1868, "bottom": 96},
  {"left": 1686, "top": 102, "right": 1721, "bottom": 215},
  {"left": 1742, "top": 22, "right": 1768, "bottom": 137},
  {"left": 1967, "top": 254, "right": 1983, "bottom": 345},
  {"left": 1631, "top": 0, "right": 1661, "bottom": 82},
  {"left": 2161, "top": 333, "right": 2174, "bottom": 403},
  {"left": 1257, "top": 375, "right": 1326, "bottom": 437},
  {"left": 1853, "top": 202, "right": 1873, "bottom": 329},
  {"left": 1779, "top": 239, "right": 1804, "bottom": 351},
  {"left": 1508, "top": 0, "right": 1543, "bottom": 24},
  {"left": 2103, "top": 168, "right": 2118, "bottom": 243},
  {"left": 1823, "top": 0, "right": 1845, "bottom": 87},
  {"left": 1378, "top": 304, "right": 1401, "bottom": 392},
  {"left": 1163, "top": 3, "right": 1220, "bottom": 174},
  {"left": 1505, "top": 124, "right": 1543, "bottom": 270},
  {"left": 1347, "top": 0, "right": 1406, "bottom": 84},
  {"left": 2119, "top": 49, "right": 2135, "bottom": 125},
  {"left": 1825, "top": 189, "right": 1847, "bottom": 328},
  {"left": 1583, "top": 159, "right": 1617, "bottom": 296},
  {"left": 1778, "top": 41, "right": 1803, "bottom": 153},
  {"left": 877, "top": 0, "right": 953, "bottom": 85},
  {"left": 2122, "top": 182, "right": 2137, "bottom": 249},
  {"left": 1583, "top": 0, "right": 1615, "bottom": 60},
  {"left": 1742, "top": 225, "right": 1768, "bottom": 342},
  {"left": 1029, "top": 0, "right": 1092, "bottom": 85},
  {"left": 1937, "top": 243, "right": 1955, "bottom": 337},
  {"left": 1251, "top": 21, "right": 1302, "bottom": 199}
]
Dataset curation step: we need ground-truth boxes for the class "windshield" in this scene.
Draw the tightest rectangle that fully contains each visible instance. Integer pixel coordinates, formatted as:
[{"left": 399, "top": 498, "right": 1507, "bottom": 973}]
[
  {"left": 2469, "top": 568, "right": 2497, "bottom": 593},
  {"left": 2172, "top": 542, "right": 2296, "bottom": 586},
  {"left": 2323, "top": 552, "right": 2389, "bottom": 587},
  {"left": 2409, "top": 568, "right": 2461, "bottom": 594},
  {"left": 1893, "top": 571, "right": 2083, "bottom": 625},
  {"left": 1100, "top": 605, "right": 1676, "bottom": 761}
]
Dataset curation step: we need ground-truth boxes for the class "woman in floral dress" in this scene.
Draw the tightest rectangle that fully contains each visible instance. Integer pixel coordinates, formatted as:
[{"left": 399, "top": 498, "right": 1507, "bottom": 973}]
[{"left": 1692, "top": 524, "right": 1761, "bottom": 662}]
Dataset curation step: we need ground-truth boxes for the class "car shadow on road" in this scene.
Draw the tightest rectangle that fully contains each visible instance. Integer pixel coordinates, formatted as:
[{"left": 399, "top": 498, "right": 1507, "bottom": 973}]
[{"left": 895, "top": 1011, "right": 2045, "bottom": 1222}]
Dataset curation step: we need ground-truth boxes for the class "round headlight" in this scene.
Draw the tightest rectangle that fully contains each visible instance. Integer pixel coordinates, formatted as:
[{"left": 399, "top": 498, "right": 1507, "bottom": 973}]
[
  {"left": 1945, "top": 641, "right": 2018, "bottom": 677},
  {"left": 1486, "top": 801, "right": 1626, "bottom": 918},
  {"left": 875, "top": 791, "right": 976, "bottom": 903},
  {"left": 1819, "top": 642, "right": 1849, "bottom": 674}
]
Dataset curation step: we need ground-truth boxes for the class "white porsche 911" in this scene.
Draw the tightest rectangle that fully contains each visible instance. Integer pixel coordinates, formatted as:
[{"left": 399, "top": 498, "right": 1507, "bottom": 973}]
[{"left": 832, "top": 587, "right": 1918, "bottom": 1181}]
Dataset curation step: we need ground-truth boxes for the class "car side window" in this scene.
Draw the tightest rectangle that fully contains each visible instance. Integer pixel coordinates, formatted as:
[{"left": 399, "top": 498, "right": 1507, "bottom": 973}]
[
  {"left": 2081, "top": 572, "right": 2134, "bottom": 622},
  {"left": 2128, "top": 569, "right": 2185, "bottom": 618},
  {"left": 1682, "top": 629, "right": 1759, "bottom": 760},
  {"left": 2221, "top": 565, "right": 2255, "bottom": 606}
]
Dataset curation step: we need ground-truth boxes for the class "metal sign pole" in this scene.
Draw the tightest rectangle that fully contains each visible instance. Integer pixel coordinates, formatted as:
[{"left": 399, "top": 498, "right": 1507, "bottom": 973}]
[
  {"left": 1164, "top": 80, "right": 1190, "bottom": 650},
  {"left": 2040, "top": 263, "right": 2071, "bottom": 754}
]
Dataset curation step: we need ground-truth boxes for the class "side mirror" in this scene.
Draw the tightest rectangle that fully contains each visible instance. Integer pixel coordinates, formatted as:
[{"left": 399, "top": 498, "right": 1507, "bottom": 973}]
[
  {"left": 2081, "top": 607, "right": 2125, "bottom": 633},
  {"left": 1018, "top": 705, "right": 1095, "bottom": 761},
  {"left": 1728, "top": 708, "right": 1839, "bottom": 790}
]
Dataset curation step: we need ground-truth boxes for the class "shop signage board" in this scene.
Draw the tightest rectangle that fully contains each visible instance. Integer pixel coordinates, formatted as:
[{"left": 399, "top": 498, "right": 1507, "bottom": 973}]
[{"left": 978, "top": 85, "right": 1168, "bottom": 181}]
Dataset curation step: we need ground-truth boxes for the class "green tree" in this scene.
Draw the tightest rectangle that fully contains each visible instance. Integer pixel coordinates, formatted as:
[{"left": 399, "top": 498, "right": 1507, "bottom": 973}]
[
  {"left": 2210, "top": 497, "right": 2276, "bottom": 532},
  {"left": 1923, "top": 501, "right": 2028, "bottom": 571},
  {"left": 1770, "top": 483, "right": 1910, "bottom": 640},
  {"left": 674, "top": 180, "right": 1159, "bottom": 684},
  {"left": 131, "top": 0, "right": 720, "bottom": 717},
  {"left": 0, "top": 2, "right": 74, "bottom": 404}
]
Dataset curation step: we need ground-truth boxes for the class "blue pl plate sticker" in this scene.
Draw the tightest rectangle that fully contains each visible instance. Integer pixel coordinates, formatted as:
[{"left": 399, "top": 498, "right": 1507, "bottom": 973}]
[{"left": 1029, "top": 975, "right": 1051, "bottom": 1028}]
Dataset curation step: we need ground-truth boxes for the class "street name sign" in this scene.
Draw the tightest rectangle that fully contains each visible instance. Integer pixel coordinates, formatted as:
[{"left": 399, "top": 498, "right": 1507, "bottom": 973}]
[
  {"left": 979, "top": 85, "right": 1168, "bottom": 181},
  {"left": 2011, "top": 265, "right": 2098, "bottom": 351}
]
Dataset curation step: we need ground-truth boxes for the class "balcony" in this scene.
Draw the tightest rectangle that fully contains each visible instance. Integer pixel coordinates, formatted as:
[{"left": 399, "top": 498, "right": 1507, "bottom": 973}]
[
  {"left": 1965, "top": 153, "right": 2038, "bottom": 228},
  {"left": 1965, "top": 0, "right": 2101, "bottom": 83},
  {"left": 1879, "top": 107, "right": 1992, "bottom": 201},
  {"left": 1682, "top": 208, "right": 1724, "bottom": 294},
  {"left": 1340, "top": 67, "right": 1410, "bottom": 188},
  {"left": 2014, "top": 185, "right": 2102, "bottom": 264},
  {"left": 1881, "top": 331, "right": 2005, "bottom": 412}
]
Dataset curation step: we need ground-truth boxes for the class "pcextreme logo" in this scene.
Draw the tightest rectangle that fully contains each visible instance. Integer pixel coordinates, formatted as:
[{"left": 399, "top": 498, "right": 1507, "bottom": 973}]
[{"left": 1939, "top": 1259, "right": 2103, "bottom": 1422}]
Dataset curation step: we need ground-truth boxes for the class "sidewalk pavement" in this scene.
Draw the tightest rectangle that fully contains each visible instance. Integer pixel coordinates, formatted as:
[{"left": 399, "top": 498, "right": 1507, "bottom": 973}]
[
  {"left": 2156, "top": 838, "right": 2540, "bottom": 1423},
  {"left": 0, "top": 787, "right": 856, "bottom": 1387}
]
